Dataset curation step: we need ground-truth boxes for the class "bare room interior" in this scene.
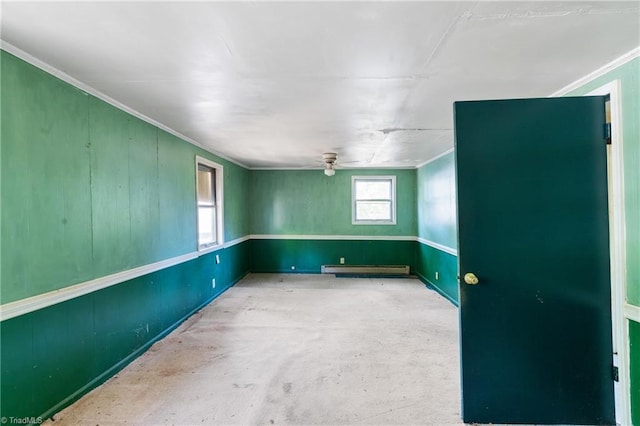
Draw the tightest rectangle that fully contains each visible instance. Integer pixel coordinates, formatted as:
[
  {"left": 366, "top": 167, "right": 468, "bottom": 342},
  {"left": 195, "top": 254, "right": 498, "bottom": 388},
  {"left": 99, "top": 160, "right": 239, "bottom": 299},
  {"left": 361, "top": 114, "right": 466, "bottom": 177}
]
[{"left": 1, "top": 2, "right": 639, "bottom": 425}]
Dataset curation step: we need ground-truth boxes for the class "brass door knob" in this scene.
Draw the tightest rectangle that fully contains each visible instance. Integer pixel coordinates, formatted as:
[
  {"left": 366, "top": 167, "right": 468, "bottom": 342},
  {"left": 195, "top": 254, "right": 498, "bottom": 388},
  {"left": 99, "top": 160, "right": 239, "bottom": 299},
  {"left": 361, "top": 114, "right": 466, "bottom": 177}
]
[{"left": 464, "top": 273, "right": 479, "bottom": 285}]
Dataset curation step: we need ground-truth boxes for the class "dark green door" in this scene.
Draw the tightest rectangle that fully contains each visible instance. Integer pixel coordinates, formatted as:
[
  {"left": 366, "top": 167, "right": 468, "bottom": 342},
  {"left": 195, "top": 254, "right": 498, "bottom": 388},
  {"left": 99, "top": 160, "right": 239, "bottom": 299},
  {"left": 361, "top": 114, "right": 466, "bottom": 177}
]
[{"left": 454, "top": 97, "right": 614, "bottom": 425}]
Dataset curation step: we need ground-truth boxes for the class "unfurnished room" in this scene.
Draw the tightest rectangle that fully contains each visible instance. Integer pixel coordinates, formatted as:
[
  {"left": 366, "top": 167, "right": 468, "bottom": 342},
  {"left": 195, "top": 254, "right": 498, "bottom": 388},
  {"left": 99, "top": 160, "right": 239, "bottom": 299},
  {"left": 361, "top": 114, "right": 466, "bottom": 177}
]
[{"left": 1, "top": 2, "right": 639, "bottom": 425}]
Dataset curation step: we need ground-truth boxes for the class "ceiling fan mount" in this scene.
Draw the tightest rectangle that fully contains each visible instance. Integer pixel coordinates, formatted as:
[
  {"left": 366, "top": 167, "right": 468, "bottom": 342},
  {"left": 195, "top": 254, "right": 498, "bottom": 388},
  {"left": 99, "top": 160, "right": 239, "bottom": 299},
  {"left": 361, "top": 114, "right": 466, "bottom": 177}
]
[{"left": 322, "top": 152, "right": 337, "bottom": 176}]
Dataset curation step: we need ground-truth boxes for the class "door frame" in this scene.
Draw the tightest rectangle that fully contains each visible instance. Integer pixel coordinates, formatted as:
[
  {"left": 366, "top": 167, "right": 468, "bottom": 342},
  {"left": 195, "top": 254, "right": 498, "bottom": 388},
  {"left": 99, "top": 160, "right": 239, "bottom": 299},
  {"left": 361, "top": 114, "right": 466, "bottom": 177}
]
[{"left": 586, "top": 80, "right": 629, "bottom": 426}]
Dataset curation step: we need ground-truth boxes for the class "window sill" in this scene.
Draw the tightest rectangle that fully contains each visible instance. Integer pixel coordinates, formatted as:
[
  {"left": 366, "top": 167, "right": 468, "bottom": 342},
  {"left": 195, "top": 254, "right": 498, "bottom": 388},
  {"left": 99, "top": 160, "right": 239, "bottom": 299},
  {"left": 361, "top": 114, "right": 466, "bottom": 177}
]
[
  {"left": 352, "top": 221, "right": 397, "bottom": 225},
  {"left": 198, "top": 243, "right": 223, "bottom": 256}
]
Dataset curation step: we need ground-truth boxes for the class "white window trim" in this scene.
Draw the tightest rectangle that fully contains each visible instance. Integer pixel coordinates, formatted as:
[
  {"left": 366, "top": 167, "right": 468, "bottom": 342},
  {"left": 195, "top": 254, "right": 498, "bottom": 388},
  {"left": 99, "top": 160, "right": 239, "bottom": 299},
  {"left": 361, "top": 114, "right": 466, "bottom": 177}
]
[
  {"left": 195, "top": 156, "right": 224, "bottom": 252},
  {"left": 352, "top": 175, "right": 397, "bottom": 225}
]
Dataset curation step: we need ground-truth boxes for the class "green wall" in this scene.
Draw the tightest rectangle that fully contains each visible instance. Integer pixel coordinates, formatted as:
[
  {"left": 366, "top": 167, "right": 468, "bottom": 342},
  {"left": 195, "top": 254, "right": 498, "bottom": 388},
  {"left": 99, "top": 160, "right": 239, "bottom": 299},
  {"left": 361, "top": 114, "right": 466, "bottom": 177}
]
[
  {"left": 565, "top": 57, "right": 639, "bottom": 423},
  {"left": 565, "top": 57, "right": 639, "bottom": 307},
  {"left": 415, "top": 152, "right": 459, "bottom": 305},
  {"left": 417, "top": 152, "right": 457, "bottom": 249},
  {"left": 415, "top": 243, "right": 458, "bottom": 304},
  {"left": 249, "top": 169, "right": 416, "bottom": 236},
  {"left": 1, "top": 51, "right": 250, "bottom": 304},
  {"left": 1, "top": 243, "right": 250, "bottom": 421},
  {"left": 250, "top": 239, "right": 416, "bottom": 273},
  {"left": 1, "top": 50, "right": 251, "bottom": 421},
  {"left": 249, "top": 169, "right": 419, "bottom": 276},
  {"left": 4, "top": 41, "right": 636, "bottom": 425}
]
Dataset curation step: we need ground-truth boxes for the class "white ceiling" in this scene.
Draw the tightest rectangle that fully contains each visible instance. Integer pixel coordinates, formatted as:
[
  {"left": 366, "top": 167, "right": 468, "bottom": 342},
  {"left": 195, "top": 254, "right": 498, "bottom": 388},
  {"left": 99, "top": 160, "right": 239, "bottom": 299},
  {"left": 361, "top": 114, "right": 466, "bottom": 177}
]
[{"left": 2, "top": 1, "right": 639, "bottom": 169}]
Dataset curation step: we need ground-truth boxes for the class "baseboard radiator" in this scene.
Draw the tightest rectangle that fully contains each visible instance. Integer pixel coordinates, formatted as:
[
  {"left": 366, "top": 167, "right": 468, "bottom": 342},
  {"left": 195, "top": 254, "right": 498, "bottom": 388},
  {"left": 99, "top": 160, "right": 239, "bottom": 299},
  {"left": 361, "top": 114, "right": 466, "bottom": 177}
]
[{"left": 321, "top": 265, "right": 410, "bottom": 275}]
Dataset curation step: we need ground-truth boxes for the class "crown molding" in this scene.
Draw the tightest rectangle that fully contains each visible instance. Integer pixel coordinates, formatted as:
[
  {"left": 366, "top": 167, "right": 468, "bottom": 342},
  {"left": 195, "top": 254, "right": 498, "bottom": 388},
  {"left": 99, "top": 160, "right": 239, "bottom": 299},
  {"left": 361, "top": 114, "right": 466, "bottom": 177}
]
[
  {"left": 551, "top": 47, "right": 640, "bottom": 97},
  {"left": 0, "top": 40, "right": 248, "bottom": 169}
]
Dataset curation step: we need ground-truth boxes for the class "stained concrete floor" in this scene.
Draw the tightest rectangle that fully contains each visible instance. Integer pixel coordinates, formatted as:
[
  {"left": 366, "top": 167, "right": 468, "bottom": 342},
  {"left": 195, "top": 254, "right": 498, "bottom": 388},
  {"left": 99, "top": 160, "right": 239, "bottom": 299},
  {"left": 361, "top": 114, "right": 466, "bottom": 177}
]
[{"left": 47, "top": 274, "right": 462, "bottom": 425}]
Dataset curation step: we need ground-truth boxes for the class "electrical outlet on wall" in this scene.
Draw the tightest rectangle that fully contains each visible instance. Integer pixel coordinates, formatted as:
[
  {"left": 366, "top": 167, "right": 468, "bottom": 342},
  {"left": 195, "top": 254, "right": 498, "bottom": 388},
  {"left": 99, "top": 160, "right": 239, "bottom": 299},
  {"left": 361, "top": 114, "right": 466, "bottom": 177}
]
[
  {"left": 212, "top": 279, "right": 216, "bottom": 289},
  {"left": 340, "top": 257, "right": 345, "bottom": 264},
  {"left": 435, "top": 272, "right": 439, "bottom": 280}
]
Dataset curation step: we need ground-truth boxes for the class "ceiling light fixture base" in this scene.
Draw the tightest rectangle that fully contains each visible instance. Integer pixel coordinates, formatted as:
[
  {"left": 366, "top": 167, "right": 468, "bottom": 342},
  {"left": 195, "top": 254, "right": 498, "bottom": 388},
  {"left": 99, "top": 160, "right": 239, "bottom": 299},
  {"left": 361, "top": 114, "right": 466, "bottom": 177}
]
[{"left": 322, "top": 152, "right": 337, "bottom": 177}]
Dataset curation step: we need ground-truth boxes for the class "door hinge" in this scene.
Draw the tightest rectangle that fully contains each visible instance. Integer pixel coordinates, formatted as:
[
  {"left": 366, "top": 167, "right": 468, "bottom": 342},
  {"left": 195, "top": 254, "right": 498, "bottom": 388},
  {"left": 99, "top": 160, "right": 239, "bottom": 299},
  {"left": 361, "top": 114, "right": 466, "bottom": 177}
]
[
  {"left": 612, "top": 365, "right": 619, "bottom": 382},
  {"left": 604, "top": 123, "right": 612, "bottom": 144}
]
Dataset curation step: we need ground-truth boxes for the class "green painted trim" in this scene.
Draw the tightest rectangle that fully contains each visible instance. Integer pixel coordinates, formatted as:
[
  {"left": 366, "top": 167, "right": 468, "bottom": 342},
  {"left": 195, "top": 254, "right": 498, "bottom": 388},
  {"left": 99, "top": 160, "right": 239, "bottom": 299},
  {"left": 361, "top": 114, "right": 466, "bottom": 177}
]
[{"left": 415, "top": 271, "right": 459, "bottom": 307}]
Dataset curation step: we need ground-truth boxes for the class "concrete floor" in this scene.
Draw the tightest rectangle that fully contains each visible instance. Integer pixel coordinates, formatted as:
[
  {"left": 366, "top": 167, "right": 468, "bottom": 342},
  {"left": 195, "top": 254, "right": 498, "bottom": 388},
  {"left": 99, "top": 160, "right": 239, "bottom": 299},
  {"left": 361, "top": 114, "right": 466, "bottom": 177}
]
[{"left": 47, "top": 273, "right": 462, "bottom": 425}]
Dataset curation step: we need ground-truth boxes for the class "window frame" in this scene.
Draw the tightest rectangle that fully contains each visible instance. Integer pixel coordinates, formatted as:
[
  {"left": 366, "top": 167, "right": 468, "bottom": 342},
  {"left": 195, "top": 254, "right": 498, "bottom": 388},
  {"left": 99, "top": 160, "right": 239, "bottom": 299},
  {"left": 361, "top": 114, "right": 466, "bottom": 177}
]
[
  {"left": 195, "top": 156, "right": 224, "bottom": 252},
  {"left": 351, "top": 175, "right": 397, "bottom": 225}
]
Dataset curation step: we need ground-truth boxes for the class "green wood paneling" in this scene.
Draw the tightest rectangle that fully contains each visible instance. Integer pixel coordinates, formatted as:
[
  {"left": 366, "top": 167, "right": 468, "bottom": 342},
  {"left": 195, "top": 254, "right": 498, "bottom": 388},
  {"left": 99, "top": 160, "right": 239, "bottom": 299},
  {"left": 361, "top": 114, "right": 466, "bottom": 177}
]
[
  {"left": 1, "top": 52, "right": 93, "bottom": 303},
  {"left": 417, "top": 152, "right": 457, "bottom": 249},
  {"left": 415, "top": 152, "right": 459, "bottom": 305},
  {"left": 217, "top": 238, "right": 251, "bottom": 286},
  {"left": 2, "top": 53, "right": 38, "bottom": 302},
  {"left": 250, "top": 239, "right": 415, "bottom": 273},
  {"left": 249, "top": 169, "right": 416, "bottom": 236},
  {"left": 89, "top": 97, "right": 134, "bottom": 276},
  {"left": 0, "top": 49, "right": 252, "bottom": 423},
  {"left": 565, "top": 58, "right": 640, "bottom": 307},
  {"left": 1, "top": 50, "right": 250, "bottom": 303},
  {"left": 223, "top": 164, "right": 250, "bottom": 242},
  {"left": 128, "top": 119, "right": 161, "bottom": 265},
  {"left": 31, "top": 296, "right": 96, "bottom": 417},
  {"left": 0, "top": 314, "right": 35, "bottom": 419},
  {"left": 415, "top": 243, "right": 458, "bottom": 305},
  {"left": 157, "top": 130, "right": 196, "bottom": 259},
  {"left": 0, "top": 243, "right": 250, "bottom": 421},
  {"left": 93, "top": 277, "right": 158, "bottom": 373},
  {"left": 630, "top": 319, "right": 640, "bottom": 426}
]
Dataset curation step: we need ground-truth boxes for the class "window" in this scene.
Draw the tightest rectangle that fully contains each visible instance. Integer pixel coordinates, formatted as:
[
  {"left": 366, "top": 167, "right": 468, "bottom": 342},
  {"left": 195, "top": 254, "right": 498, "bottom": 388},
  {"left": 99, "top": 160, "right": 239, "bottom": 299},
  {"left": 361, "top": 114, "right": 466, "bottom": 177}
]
[
  {"left": 352, "top": 176, "right": 396, "bottom": 224},
  {"left": 196, "top": 157, "right": 223, "bottom": 250}
]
